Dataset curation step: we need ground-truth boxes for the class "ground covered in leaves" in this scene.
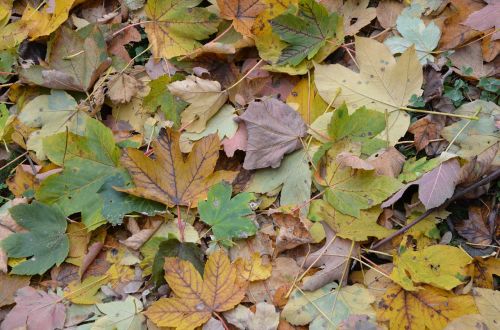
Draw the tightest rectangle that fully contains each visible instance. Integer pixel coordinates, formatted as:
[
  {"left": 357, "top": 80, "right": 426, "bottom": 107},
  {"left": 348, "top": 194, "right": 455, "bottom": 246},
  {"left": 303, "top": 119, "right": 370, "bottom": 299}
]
[{"left": 0, "top": 0, "right": 499, "bottom": 329}]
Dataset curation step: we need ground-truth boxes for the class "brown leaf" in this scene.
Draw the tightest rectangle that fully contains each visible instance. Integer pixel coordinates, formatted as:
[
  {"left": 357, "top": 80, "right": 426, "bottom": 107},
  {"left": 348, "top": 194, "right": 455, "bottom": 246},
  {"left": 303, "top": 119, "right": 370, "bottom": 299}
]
[
  {"left": 409, "top": 117, "right": 440, "bottom": 151},
  {"left": 458, "top": 142, "right": 499, "bottom": 187},
  {"left": 300, "top": 223, "right": 357, "bottom": 291},
  {"left": 108, "top": 26, "right": 141, "bottom": 62},
  {"left": 217, "top": 0, "right": 266, "bottom": 37},
  {"left": 375, "top": 0, "right": 405, "bottom": 29},
  {"left": 336, "top": 152, "right": 375, "bottom": 171},
  {"left": 107, "top": 73, "right": 141, "bottom": 104},
  {"left": 455, "top": 206, "right": 492, "bottom": 247},
  {"left": 222, "top": 122, "right": 248, "bottom": 157},
  {"left": 438, "top": 0, "right": 484, "bottom": 50},
  {"left": 367, "top": 147, "right": 405, "bottom": 178},
  {"left": 272, "top": 212, "right": 313, "bottom": 255},
  {"left": 237, "top": 98, "right": 307, "bottom": 170},
  {"left": 120, "top": 130, "right": 237, "bottom": 207},
  {"left": 449, "top": 43, "right": 497, "bottom": 79},
  {"left": 481, "top": 34, "right": 500, "bottom": 62},
  {"left": 0, "top": 273, "right": 31, "bottom": 307},
  {"left": 418, "top": 158, "right": 461, "bottom": 210},
  {"left": 469, "top": 257, "right": 500, "bottom": 289},
  {"left": 1, "top": 287, "right": 66, "bottom": 330},
  {"left": 120, "top": 218, "right": 163, "bottom": 250},
  {"left": 463, "top": 0, "right": 500, "bottom": 40}
]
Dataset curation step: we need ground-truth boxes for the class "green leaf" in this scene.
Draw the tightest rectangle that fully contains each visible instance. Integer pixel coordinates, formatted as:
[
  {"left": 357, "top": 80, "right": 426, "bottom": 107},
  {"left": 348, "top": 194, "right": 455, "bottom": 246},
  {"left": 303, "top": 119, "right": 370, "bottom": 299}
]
[
  {"left": 0, "top": 48, "right": 16, "bottom": 84},
  {"left": 246, "top": 149, "right": 311, "bottom": 216},
  {"left": 2, "top": 202, "right": 69, "bottom": 275},
  {"left": 270, "top": 0, "right": 341, "bottom": 66},
  {"left": 309, "top": 199, "right": 394, "bottom": 241},
  {"left": 152, "top": 238, "right": 204, "bottom": 286},
  {"left": 198, "top": 182, "right": 256, "bottom": 246}
]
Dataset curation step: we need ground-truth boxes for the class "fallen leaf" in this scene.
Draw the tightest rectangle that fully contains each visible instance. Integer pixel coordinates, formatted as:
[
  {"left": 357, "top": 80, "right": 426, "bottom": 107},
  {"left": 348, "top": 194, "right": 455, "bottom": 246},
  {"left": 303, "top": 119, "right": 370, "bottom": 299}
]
[
  {"left": 367, "top": 147, "right": 406, "bottom": 177},
  {"left": 418, "top": 158, "right": 461, "bottom": 210},
  {"left": 63, "top": 275, "right": 109, "bottom": 304},
  {"left": 270, "top": 0, "right": 342, "bottom": 65},
  {"left": 469, "top": 257, "right": 500, "bottom": 289},
  {"left": 145, "top": 250, "right": 247, "bottom": 329},
  {"left": 0, "top": 273, "right": 30, "bottom": 307},
  {"left": 224, "top": 302, "right": 280, "bottom": 330},
  {"left": 1, "top": 287, "right": 66, "bottom": 330},
  {"left": 199, "top": 181, "right": 257, "bottom": 246},
  {"left": 218, "top": 0, "right": 266, "bottom": 37},
  {"left": 455, "top": 206, "right": 492, "bottom": 246},
  {"left": 286, "top": 76, "right": 328, "bottom": 124},
  {"left": 120, "top": 130, "right": 236, "bottom": 207},
  {"left": 107, "top": 73, "right": 141, "bottom": 104},
  {"left": 234, "top": 252, "right": 272, "bottom": 281},
  {"left": 376, "top": 0, "right": 405, "bottom": 29},
  {"left": 2, "top": 202, "right": 69, "bottom": 275},
  {"left": 463, "top": 0, "right": 500, "bottom": 40},
  {"left": 222, "top": 121, "right": 248, "bottom": 157},
  {"left": 376, "top": 284, "right": 478, "bottom": 330},
  {"left": 340, "top": 0, "right": 376, "bottom": 36},
  {"left": 315, "top": 37, "right": 422, "bottom": 144},
  {"left": 444, "top": 314, "right": 489, "bottom": 330},
  {"left": 409, "top": 117, "right": 440, "bottom": 151},
  {"left": 120, "top": 218, "right": 163, "bottom": 250},
  {"left": 390, "top": 245, "right": 472, "bottom": 291},
  {"left": 93, "top": 296, "right": 146, "bottom": 330},
  {"left": 20, "top": 0, "right": 75, "bottom": 40},
  {"left": 473, "top": 288, "right": 500, "bottom": 330},
  {"left": 144, "top": 0, "right": 219, "bottom": 58},
  {"left": 238, "top": 98, "right": 307, "bottom": 170},
  {"left": 169, "top": 75, "right": 228, "bottom": 133},
  {"left": 282, "top": 282, "right": 375, "bottom": 329},
  {"left": 449, "top": 42, "right": 497, "bottom": 79},
  {"left": 300, "top": 223, "right": 355, "bottom": 291},
  {"left": 273, "top": 212, "right": 313, "bottom": 255},
  {"left": 438, "top": 0, "right": 484, "bottom": 50}
]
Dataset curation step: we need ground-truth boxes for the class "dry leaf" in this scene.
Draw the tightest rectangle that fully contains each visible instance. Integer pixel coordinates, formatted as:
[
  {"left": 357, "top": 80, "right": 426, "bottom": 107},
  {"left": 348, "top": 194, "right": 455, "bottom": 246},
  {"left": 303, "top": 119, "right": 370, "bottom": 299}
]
[
  {"left": 218, "top": 0, "right": 266, "bottom": 37},
  {"left": 272, "top": 212, "right": 313, "bottom": 255},
  {"left": 107, "top": 73, "right": 141, "bottom": 104},
  {"left": 455, "top": 206, "right": 492, "bottom": 247}
]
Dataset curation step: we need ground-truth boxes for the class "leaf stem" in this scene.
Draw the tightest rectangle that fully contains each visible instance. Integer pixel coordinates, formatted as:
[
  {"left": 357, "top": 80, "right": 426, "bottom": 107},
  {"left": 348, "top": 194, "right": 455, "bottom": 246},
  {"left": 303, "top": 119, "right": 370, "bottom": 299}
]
[
  {"left": 213, "top": 312, "right": 230, "bottom": 330},
  {"left": 177, "top": 204, "right": 185, "bottom": 242},
  {"left": 111, "top": 21, "right": 154, "bottom": 38},
  {"left": 401, "top": 106, "right": 479, "bottom": 120},
  {"left": 225, "top": 59, "right": 264, "bottom": 91},
  {"left": 444, "top": 106, "right": 481, "bottom": 152}
]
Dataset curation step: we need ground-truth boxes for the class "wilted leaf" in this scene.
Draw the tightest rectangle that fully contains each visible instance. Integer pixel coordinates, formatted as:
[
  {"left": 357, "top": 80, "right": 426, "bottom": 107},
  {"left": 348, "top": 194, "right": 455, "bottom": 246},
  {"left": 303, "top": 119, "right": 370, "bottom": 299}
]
[
  {"left": 391, "top": 245, "right": 472, "bottom": 291},
  {"left": 376, "top": 284, "right": 478, "bottom": 330},
  {"left": 199, "top": 182, "right": 256, "bottom": 246},
  {"left": 224, "top": 302, "right": 279, "bottom": 330},
  {"left": 2, "top": 202, "right": 69, "bottom": 275},
  {"left": 238, "top": 98, "right": 307, "bottom": 169},
  {"left": 1, "top": 287, "right": 66, "bottom": 330},
  {"left": 144, "top": 0, "right": 219, "bottom": 58},
  {"left": 145, "top": 250, "right": 247, "bottom": 329},
  {"left": 120, "top": 130, "right": 236, "bottom": 207},
  {"left": 315, "top": 37, "right": 423, "bottom": 144}
]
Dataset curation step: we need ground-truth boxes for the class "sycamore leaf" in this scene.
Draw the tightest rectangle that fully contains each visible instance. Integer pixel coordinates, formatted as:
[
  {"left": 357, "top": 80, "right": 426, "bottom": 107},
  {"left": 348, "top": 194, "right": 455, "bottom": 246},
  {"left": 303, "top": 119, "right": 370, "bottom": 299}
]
[
  {"left": 473, "top": 288, "right": 500, "bottom": 330},
  {"left": 2, "top": 202, "right": 69, "bottom": 275},
  {"left": 198, "top": 182, "right": 257, "bottom": 246},
  {"left": 282, "top": 283, "right": 375, "bottom": 329},
  {"left": 270, "top": 0, "right": 342, "bottom": 66},
  {"left": 309, "top": 199, "right": 394, "bottom": 241},
  {"left": 246, "top": 149, "right": 311, "bottom": 216},
  {"left": 1, "top": 287, "right": 66, "bottom": 330},
  {"left": 384, "top": 13, "right": 441, "bottom": 64},
  {"left": 120, "top": 130, "right": 237, "bottom": 207},
  {"left": 376, "top": 284, "right": 478, "bottom": 330},
  {"left": 224, "top": 302, "right": 279, "bottom": 330},
  {"left": 390, "top": 245, "right": 472, "bottom": 291},
  {"left": 19, "top": 25, "right": 111, "bottom": 92},
  {"left": 238, "top": 98, "right": 307, "bottom": 169},
  {"left": 168, "top": 76, "right": 228, "bottom": 133},
  {"left": 18, "top": 90, "right": 88, "bottom": 160},
  {"left": 145, "top": 250, "right": 247, "bottom": 330},
  {"left": 94, "top": 296, "right": 146, "bottom": 330},
  {"left": 217, "top": 0, "right": 266, "bottom": 37},
  {"left": 234, "top": 252, "right": 272, "bottom": 281},
  {"left": 315, "top": 37, "right": 423, "bottom": 144},
  {"left": 463, "top": 0, "right": 500, "bottom": 40},
  {"left": 441, "top": 100, "right": 500, "bottom": 165},
  {"left": 144, "top": 0, "right": 219, "bottom": 58}
]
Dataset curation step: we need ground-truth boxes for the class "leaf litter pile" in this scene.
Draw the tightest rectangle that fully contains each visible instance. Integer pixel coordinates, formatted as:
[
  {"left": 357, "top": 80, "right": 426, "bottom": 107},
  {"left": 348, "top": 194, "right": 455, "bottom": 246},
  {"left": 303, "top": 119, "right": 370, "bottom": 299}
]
[{"left": 0, "top": 0, "right": 499, "bottom": 329}]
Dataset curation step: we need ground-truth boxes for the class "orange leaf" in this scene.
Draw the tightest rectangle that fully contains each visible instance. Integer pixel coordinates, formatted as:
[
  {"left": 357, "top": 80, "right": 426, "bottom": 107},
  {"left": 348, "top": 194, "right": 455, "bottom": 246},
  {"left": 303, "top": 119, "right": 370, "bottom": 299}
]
[
  {"left": 145, "top": 250, "right": 247, "bottom": 330},
  {"left": 119, "top": 130, "right": 237, "bottom": 207},
  {"left": 218, "top": 0, "right": 267, "bottom": 37}
]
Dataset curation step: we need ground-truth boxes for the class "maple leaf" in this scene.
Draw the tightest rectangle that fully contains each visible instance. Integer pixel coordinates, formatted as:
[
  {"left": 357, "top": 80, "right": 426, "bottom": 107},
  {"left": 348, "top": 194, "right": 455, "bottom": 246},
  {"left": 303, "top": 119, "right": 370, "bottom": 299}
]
[
  {"left": 198, "top": 181, "right": 257, "bottom": 246},
  {"left": 145, "top": 250, "right": 247, "bottom": 329},
  {"left": 315, "top": 37, "right": 423, "bottom": 144},
  {"left": 390, "top": 245, "right": 472, "bottom": 291},
  {"left": 376, "top": 284, "right": 478, "bottom": 330},
  {"left": 237, "top": 98, "right": 307, "bottom": 170},
  {"left": 2, "top": 201, "right": 69, "bottom": 275},
  {"left": 270, "top": 0, "right": 342, "bottom": 66},
  {"left": 1, "top": 287, "right": 66, "bottom": 330},
  {"left": 217, "top": 0, "right": 266, "bottom": 37},
  {"left": 120, "top": 130, "right": 237, "bottom": 207},
  {"left": 144, "top": 0, "right": 219, "bottom": 58}
]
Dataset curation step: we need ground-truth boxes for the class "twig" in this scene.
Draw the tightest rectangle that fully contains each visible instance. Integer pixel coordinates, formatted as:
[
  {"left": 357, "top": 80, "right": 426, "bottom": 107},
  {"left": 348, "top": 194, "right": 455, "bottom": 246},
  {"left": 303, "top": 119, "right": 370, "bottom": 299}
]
[
  {"left": 372, "top": 168, "right": 500, "bottom": 249},
  {"left": 0, "top": 151, "right": 28, "bottom": 171},
  {"left": 213, "top": 312, "right": 229, "bottom": 330},
  {"left": 225, "top": 59, "right": 264, "bottom": 91},
  {"left": 177, "top": 204, "right": 185, "bottom": 242}
]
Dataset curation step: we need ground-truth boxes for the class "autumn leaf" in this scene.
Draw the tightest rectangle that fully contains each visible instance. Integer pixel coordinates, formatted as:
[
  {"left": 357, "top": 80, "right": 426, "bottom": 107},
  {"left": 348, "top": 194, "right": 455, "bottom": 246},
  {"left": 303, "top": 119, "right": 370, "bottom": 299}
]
[
  {"left": 376, "top": 284, "right": 478, "bottom": 330},
  {"left": 224, "top": 302, "right": 279, "bottom": 330},
  {"left": 93, "top": 296, "right": 146, "bottom": 330},
  {"left": 144, "top": 0, "right": 219, "bottom": 58},
  {"left": 217, "top": 0, "right": 266, "bottom": 37},
  {"left": 234, "top": 252, "right": 272, "bottom": 281},
  {"left": 145, "top": 250, "right": 247, "bottom": 329},
  {"left": 198, "top": 181, "right": 257, "bottom": 246},
  {"left": 469, "top": 257, "right": 500, "bottom": 289},
  {"left": 473, "top": 287, "right": 500, "bottom": 330},
  {"left": 315, "top": 37, "right": 423, "bottom": 144},
  {"left": 120, "top": 130, "right": 237, "bottom": 207},
  {"left": 463, "top": 0, "right": 500, "bottom": 40}
]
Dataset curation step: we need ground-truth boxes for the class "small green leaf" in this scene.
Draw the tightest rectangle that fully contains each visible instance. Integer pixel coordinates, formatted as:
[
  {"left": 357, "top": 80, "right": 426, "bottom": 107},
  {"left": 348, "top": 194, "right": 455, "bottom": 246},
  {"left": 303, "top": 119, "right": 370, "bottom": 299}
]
[
  {"left": 2, "top": 202, "right": 69, "bottom": 275},
  {"left": 328, "top": 104, "right": 385, "bottom": 143},
  {"left": 198, "top": 182, "right": 256, "bottom": 246}
]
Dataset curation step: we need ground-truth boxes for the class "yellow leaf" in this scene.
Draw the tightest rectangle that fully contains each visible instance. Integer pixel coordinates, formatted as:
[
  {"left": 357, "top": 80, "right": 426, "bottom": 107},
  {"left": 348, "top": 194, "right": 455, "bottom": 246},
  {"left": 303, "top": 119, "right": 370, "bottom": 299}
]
[
  {"left": 66, "top": 222, "right": 90, "bottom": 266},
  {"left": 390, "top": 245, "right": 472, "bottom": 291},
  {"left": 286, "top": 77, "right": 328, "bottom": 125},
  {"left": 119, "top": 130, "right": 237, "bottom": 207},
  {"left": 20, "top": 0, "right": 75, "bottom": 40},
  {"left": 64, "top": 275, "right": 109, "bottom": 305},
  {"left": 469, "top": 257, "right": 500, "bottom": 289},
  {"left": 235, "top": 252, "right": 272, "bottom": 282},
  {"left": 314, "top": 37, "right": 423, "bottom": 144},
  {"left": 0, "top": 20, "right": 29, "bottom": 50},
  {"left": 217, "top": 0, "right": 266, "bottom": 37},
  {"left": 168, "top": 76, "right": 228, "bottom": 133},
  {"left": 145, "top": 250, "right": 247, "bottom": 330},
  {"left": 376, "top": 284, "right": 478, "bottom": 330},
  {"left": 473, "top": 288, "right": 500, "bottom": 330}
]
